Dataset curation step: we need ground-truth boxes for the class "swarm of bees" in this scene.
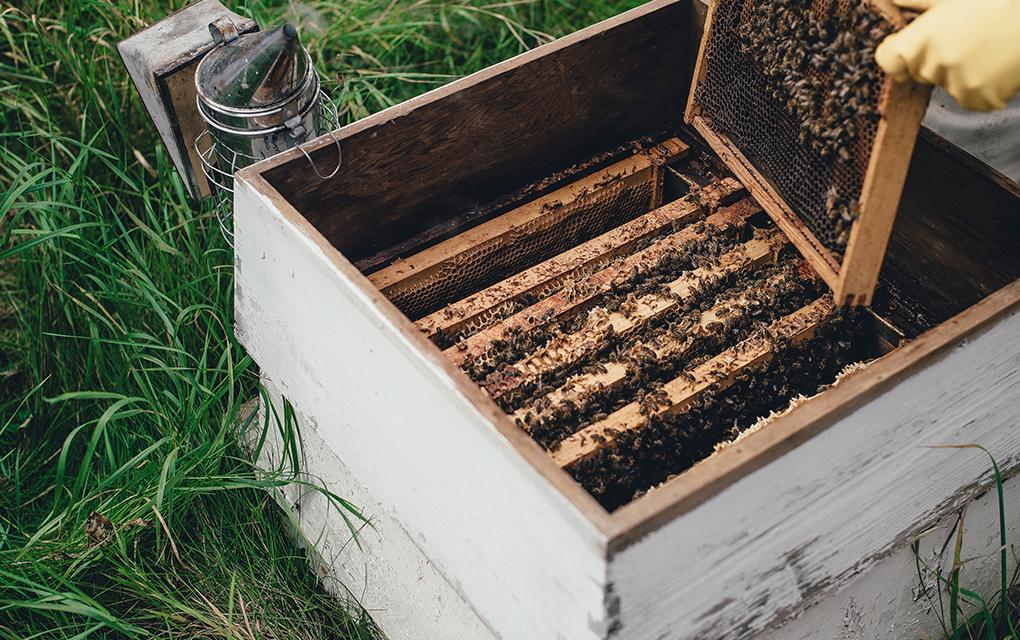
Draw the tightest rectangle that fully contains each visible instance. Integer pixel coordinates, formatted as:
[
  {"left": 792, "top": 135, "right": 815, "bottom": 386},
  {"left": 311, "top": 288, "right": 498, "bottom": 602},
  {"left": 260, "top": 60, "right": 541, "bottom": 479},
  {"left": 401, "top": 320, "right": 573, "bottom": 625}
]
[
  {"left": 459, "top": 223, "right": 740, "bottom": 386},
  {"left": 452, "top": 210, "right": 862, "bottom": 511},
  {"left": 433, "top": 147, "right": 869, "bottom": 510},
  {"left": 824, "top": 184, "right": 862, "bottom": 249},
  {"left": 738, "top": 0, "right": 891, "bottom": 162},
  {"left": 692, "top": 0, "right": 893, "bottom": 254},
  {"left": 739, "top": 0, "right": 891, "bottom": 252}
]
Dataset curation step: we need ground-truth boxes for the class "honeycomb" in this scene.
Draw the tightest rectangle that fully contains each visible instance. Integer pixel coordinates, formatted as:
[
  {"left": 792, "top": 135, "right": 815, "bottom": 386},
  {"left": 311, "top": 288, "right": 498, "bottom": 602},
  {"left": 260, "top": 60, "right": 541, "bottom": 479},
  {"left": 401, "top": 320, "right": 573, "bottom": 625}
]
[
  {"left": 386, "top": 177, "right": 653, "bottom": 319},
  {"left": 692, "top": 0, "right": 894, "bottom": 255}
]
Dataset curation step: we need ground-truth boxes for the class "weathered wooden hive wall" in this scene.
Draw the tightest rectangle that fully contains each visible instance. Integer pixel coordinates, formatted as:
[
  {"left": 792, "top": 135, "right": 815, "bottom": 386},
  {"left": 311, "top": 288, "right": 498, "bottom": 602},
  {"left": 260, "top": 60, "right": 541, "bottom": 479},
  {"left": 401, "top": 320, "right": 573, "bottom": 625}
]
[{"left": 233, "top": 1, "right": 1020, "bottom": 638}]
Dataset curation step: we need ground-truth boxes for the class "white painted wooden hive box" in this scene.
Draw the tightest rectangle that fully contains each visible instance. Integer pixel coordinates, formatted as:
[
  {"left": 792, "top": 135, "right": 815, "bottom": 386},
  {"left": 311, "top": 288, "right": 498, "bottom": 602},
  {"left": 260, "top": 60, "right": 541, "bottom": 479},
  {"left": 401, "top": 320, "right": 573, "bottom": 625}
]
[{"left": 233, "top": 1, "right": 1020, "bottom": 638}]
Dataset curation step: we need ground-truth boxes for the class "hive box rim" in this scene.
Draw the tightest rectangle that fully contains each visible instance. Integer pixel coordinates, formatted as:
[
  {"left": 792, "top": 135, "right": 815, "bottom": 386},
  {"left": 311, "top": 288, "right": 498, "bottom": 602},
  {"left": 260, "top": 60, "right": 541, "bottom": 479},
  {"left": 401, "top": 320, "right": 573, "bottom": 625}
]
[{"left": 234, "top": 0, "right": 1020, "bottom": 550}]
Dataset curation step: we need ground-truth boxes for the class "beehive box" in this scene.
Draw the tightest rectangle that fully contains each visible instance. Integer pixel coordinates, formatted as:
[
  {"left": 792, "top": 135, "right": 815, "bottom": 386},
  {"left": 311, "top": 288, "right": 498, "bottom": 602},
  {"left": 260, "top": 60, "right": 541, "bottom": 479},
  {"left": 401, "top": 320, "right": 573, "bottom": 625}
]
[{"left": 233, "top": 1, "right": 1020, "bottom": 638}]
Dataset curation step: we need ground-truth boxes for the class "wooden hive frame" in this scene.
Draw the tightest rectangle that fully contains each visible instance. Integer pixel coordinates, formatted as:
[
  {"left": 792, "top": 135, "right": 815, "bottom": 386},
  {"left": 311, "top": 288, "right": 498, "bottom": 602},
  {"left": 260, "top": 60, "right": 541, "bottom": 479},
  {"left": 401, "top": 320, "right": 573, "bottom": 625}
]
[
  {"left": 415, "top": 176, "right": 745, "bottom": 341},
  {"left": 232, "top": 2, "right": 1020, "bottom": 638},
  {"left": 551, "top": 296, "right": 835, "bottom": 468},
  {"left": 685, "top": 0, "right": 933, "bottom": 305},
  {"left": 507, "top": 269, "right": 797, "bottom": 428},
  {"left": 442, "top": 194, "right": 768, "bottom": 369}
]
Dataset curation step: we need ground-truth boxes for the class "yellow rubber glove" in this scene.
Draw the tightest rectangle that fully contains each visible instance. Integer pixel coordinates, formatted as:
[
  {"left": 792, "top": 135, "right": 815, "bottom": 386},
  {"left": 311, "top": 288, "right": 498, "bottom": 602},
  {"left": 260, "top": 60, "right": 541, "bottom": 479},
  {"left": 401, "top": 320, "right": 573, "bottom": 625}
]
[{"left": 875, "top": 0, "right": 1020, "bottom": 111}]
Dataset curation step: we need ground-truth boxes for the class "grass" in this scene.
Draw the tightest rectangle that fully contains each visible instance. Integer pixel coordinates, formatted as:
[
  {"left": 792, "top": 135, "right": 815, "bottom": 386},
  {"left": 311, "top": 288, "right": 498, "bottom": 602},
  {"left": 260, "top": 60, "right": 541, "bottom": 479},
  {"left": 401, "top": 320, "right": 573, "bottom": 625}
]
[
  {"left": 912, "top": 447, "right": 1020, "bottom": 640},
  {"left": 3, "top": 1, "right": 1016, "bottom": 639},
  {"left": 0, "top": 1, "right": 639, "bottom": 637}
]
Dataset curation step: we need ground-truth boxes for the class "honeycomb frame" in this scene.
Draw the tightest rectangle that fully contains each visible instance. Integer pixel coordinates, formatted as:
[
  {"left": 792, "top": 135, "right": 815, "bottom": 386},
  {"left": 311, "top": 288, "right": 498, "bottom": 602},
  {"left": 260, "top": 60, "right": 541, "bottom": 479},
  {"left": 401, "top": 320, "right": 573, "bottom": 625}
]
[{"left": 686, "top": 0, "right": 931, "bottom": 305}]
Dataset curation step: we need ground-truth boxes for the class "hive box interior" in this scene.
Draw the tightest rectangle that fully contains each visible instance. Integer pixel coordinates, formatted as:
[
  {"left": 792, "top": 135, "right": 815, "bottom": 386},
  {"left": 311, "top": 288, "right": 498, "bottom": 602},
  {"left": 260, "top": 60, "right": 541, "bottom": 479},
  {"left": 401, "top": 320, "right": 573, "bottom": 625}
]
[
  {"left": 235, "top": 1, "right": 1020, "bottom": 636},
  {"left": 352, "top": 135, "right": 904, "bottom": 512},
  {"left": 255, "top": 1, "right": 1020, "bottom": 515}
]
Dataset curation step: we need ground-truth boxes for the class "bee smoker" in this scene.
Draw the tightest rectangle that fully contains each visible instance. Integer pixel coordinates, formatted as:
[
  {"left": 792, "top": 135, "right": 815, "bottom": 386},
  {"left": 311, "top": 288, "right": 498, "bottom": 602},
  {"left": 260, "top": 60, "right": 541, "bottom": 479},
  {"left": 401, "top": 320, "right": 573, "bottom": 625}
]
[
  {"left": 195, "top": 18, "right": 340, "bottom": 242},
  {"left": 117, "top": 0, "right": 339, "bottom": 244}
]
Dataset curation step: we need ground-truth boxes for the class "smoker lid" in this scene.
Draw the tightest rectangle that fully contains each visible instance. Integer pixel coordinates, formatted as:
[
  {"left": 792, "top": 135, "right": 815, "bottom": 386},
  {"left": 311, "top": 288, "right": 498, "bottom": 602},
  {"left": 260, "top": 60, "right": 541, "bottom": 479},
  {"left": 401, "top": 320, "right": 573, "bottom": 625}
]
[{"left": 196, "top": 23, "right": 309, "bottom": 110}]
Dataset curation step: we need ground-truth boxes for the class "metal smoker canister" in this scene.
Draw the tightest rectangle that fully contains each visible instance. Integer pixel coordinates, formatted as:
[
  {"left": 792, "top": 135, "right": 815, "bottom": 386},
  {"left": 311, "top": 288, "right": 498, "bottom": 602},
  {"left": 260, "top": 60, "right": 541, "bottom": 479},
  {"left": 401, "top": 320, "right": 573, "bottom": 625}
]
[{"left": 195, "top": 20, "right": 339, "bottom": 239}]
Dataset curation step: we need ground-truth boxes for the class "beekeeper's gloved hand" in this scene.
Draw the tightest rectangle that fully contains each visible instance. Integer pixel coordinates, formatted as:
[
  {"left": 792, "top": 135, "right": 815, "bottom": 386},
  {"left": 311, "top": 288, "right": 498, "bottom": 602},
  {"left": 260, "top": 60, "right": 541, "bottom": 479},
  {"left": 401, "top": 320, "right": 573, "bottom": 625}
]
[{"left": 875, "top": 0, "right": 1020, "bottom": 111}]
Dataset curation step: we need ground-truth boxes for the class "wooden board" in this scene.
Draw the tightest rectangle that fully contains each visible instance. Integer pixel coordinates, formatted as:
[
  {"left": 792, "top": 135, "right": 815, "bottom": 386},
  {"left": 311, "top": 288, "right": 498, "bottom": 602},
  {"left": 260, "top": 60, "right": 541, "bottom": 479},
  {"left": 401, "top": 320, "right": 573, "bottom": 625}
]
[
  {"left": 370, "top": 139, "right": 688, "bottom": 290},
  {"left": 259, "top": 360, "right": 1020, "bottom": 640},
  {"left": 606, "top": 281, "right": 1020, "bottom": 639},
  {"left": 233, "top": 174, "right": 612, "bottom": 639},
  {"left": 509, "top": 269, "right": 805, "bottom": 428},
  {"left": 255, "top": 377, "right": 497, "bottom": 640},
  {"left": 878, "top": 130, "right": 1020, "bottom": 333},
  {"left": 685, "top": 0, "right": 932, "bottom": 305},
  {"left": 836, "top": 78, "right": 932, "bottom": 305},
  {"left": 753, "top": 471, "right": 1020, "bottom": 640},
  {"left": 369, "top": 139, "right": 688, "bottom": 318},
  {"left": 416, "top": 176, "right": 744, "bottom": 340},
  {"left": 261, "top": 1, "right": 692, "bottom": 263},
  {"left": 260, "top": 374, "right": 1020, "bottom": 640},
  {"left": 354, "top": 138, "right": 666, "bottom": 275}
]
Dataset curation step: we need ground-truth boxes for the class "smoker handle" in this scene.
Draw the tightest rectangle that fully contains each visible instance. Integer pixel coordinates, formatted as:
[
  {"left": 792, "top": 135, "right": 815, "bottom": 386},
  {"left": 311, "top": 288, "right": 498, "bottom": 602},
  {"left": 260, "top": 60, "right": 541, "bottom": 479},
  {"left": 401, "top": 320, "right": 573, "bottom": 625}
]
[
  {"left": 296, "top": 129, "right": 342, "bottom": 180},
  {"left": 208, "top": 17, "right": 239, "bottom": 46}
]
